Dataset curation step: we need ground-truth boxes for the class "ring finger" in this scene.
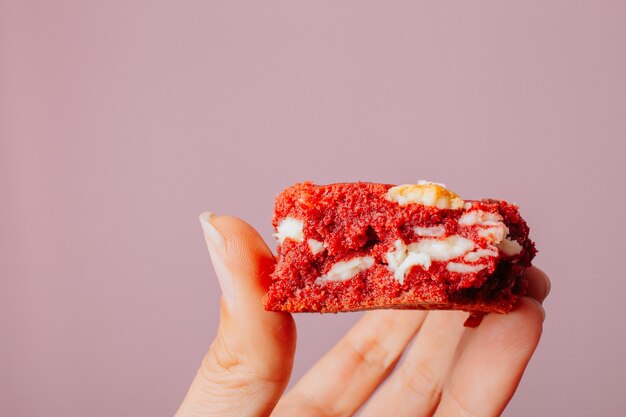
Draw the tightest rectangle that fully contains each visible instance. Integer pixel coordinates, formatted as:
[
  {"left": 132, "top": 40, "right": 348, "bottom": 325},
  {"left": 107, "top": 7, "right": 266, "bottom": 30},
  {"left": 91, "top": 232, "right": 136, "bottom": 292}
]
[
  {"left": 360, "top": 310, "right": 467, "bottom": 417},
  {"left": 272, "top": 309, "right": 427, "bottom": 417}
]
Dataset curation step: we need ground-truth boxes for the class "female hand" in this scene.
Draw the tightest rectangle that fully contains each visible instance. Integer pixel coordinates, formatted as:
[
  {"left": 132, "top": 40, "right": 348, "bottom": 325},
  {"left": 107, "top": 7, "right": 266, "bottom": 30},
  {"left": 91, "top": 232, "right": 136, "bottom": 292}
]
[{"left": 174, "top": 213, "right": 549, "bottom": 417}]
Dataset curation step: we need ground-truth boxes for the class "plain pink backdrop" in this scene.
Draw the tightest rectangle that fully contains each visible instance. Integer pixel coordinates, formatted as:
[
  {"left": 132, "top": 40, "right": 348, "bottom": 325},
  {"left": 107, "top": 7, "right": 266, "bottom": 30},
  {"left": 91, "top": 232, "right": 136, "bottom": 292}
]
[{"left": 2, "top": 1, "right": 626, "bottom": 416}]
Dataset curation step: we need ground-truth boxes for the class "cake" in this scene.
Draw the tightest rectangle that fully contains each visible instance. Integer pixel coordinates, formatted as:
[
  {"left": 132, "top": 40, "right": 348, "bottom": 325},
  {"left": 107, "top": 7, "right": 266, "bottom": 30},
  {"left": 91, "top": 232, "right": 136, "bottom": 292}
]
[{"left": 263, "top": 181, "right": 536, "bottom": 326}]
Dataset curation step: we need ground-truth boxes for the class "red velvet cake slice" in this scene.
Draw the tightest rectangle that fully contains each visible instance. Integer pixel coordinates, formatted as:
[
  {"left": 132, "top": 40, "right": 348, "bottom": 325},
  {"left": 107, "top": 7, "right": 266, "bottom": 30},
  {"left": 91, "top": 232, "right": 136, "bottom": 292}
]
[{"left": 264, "top": 181, "right": 536, "bottom": 326}]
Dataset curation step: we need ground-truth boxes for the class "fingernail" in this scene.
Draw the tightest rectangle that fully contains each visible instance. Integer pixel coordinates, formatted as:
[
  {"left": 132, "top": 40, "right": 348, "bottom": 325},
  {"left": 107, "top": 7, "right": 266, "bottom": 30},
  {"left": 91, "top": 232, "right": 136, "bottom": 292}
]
[{"left": 199, "top": 212, "right": 235, "bottom": 309}]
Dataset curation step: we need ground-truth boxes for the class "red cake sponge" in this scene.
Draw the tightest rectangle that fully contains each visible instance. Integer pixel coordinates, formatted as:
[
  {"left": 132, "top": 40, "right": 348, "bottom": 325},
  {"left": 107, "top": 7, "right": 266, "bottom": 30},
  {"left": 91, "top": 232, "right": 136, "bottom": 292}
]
[{"left": 263, "top": 181, "right": 536, "bottom": 326}]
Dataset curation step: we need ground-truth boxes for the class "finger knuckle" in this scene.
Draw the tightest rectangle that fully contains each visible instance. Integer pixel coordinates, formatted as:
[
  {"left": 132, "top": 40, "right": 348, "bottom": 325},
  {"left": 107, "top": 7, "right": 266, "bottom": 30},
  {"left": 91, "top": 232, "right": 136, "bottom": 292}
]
[
  {"left": 280, "top": 392, "right": 342, "bottom": 417},
  {"left": 200, "top": 339, "right": 252, "bottom": 389},
  {"left": 345, "top": 334, "right": 391, "bottom": 372},
  {"left": 202, "top": 334, "right": 288, "bottom": 390},
  {"left": 448, "top": 388, "right": 482, "bottom": 417},
  {"left": 398, "top": 360, "right": 443, "bottom": 404}
]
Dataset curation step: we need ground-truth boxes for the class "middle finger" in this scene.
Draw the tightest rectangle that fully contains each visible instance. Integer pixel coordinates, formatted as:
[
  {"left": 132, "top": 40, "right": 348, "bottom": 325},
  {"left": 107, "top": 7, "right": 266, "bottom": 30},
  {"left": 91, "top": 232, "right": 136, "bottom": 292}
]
[
  {"left": 360, "top": 310, "right": 467, "bottom": 417},
  {"left": 273, "top": 309, "right": 427, "bottom": 417}
]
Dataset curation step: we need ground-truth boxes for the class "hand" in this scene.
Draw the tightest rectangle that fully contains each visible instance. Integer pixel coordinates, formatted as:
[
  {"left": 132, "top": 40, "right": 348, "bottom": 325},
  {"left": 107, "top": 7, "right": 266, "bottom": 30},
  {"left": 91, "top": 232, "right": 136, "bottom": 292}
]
[{"left": 174, "top": 213, "right": 550, "bottom": 417}]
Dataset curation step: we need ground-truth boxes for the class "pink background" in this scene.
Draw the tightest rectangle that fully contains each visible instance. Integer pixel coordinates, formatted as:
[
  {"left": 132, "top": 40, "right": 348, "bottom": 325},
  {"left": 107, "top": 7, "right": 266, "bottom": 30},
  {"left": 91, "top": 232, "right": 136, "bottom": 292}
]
[{"left": 2, "top": 1, "right": 626, "bottom": 416}]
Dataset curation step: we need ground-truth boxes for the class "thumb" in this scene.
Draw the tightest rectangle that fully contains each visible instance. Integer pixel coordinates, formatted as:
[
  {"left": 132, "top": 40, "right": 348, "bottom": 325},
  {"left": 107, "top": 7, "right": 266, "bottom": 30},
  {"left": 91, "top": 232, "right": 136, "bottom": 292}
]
[{"left": 175, "top": 213, "right": 296, "bottom": 417}]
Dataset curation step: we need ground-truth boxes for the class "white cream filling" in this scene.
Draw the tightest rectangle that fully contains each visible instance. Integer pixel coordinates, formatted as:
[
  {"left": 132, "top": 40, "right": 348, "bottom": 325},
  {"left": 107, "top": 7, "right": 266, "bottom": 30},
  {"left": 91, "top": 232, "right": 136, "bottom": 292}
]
[
  {"left": 478, "top": 224, "right": 507, "bottom": 243},
  {"left": 315, "top": 256, "right": 374, "bottom": 284},
  {"left": 459, "top": 210, "right": 509, "bottom": 244},
  {"left": 385, "top": 236, "right": 475, "bottom": 283},
  {"left": 385, "top": 240, "right": 431, "bottom": 283},
  {"left": 310, "top": 205, "right": 524, "bottom": 285},
  {"left": 447, "top": 262, "right": 487, "bottom": 273},
  {"left": 414, "top": 225, "right": 446, "bottom": 237},
  {"left": 274, "top": 217, "right": 304, "bottom": 243},
  {"left": 463, "top": 247, "right": 499, "bottom": 262},
  {"left": 458, "top": 210, "right": 503, "bottom": 226},
  {"left": 386, "top": 182, "right": 464, "bottom": 209},
  {"left": 412, "top": 235, "right": 476, "bottom": 260},
  {"left": 497, "top": 238, "right": 523, "bottom": 256},
  {"left": 388, "top": 187, "right": 436, "bottom": 206},
  {"left": 458, "top": 209, "right": 524, "bottom": 259},
  {"left": 307, "top": 239, "right": 325, "bottom": 255}
]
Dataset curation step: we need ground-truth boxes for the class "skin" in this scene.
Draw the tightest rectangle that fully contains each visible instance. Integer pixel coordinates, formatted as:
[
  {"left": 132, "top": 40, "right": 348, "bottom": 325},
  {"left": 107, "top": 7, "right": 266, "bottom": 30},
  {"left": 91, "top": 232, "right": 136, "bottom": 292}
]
[{"left": 175, "top": 214, "right": 550, "bottom": 417}]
